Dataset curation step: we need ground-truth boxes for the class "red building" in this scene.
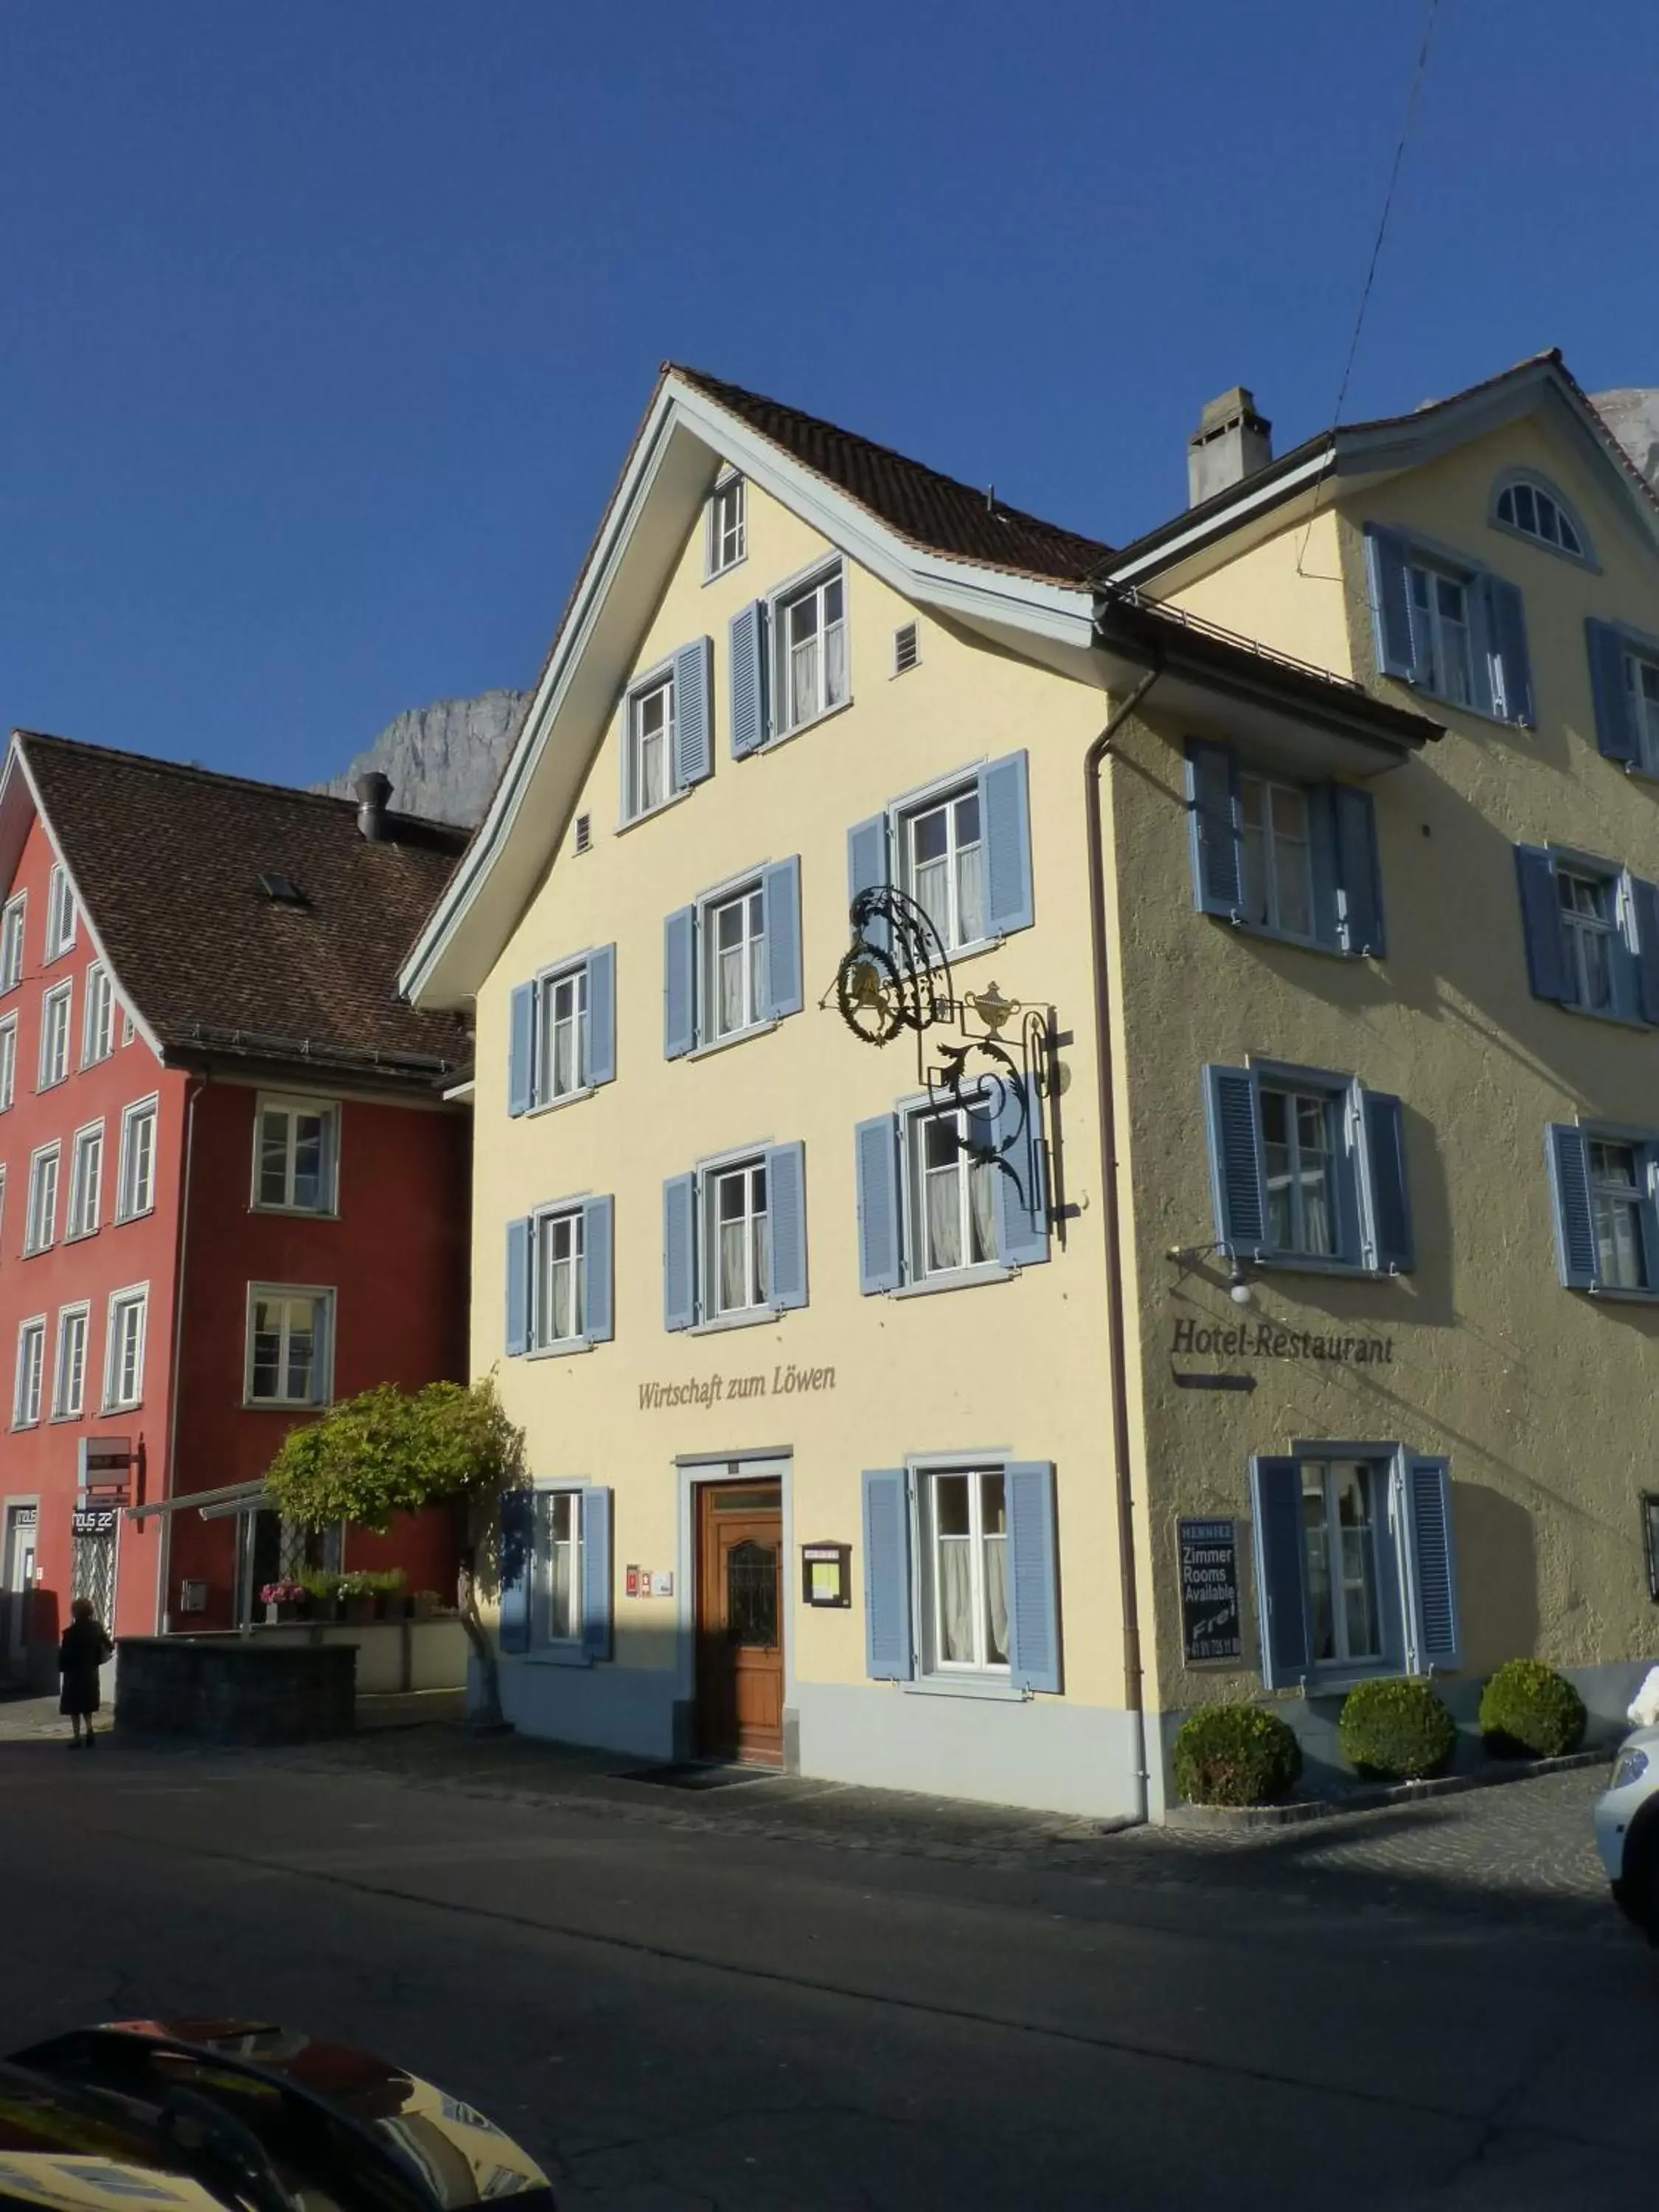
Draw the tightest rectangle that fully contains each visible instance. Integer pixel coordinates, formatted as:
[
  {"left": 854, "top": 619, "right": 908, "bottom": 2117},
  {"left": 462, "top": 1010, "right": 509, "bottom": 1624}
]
[{"left": 0, "top": 733, "right": 472, "bottom": 1687}]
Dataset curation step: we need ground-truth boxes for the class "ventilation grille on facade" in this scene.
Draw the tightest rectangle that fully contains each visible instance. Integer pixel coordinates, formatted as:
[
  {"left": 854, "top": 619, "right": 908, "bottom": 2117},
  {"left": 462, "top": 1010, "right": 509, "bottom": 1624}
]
[
  {"left": 574, "top": 813, "right": 592, "bottom": 855},
  {"left": 894, "top": 622, "right": 920, "bottom": 675}
]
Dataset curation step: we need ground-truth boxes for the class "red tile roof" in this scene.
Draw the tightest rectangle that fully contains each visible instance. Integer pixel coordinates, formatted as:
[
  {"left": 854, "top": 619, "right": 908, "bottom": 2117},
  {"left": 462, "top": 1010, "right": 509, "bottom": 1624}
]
[
  {"left": 16, "top": 732, "right": 472, "bottom": 1085},
  {"left": 671, "top": 365, "right": 1113, "bottom": 584}
]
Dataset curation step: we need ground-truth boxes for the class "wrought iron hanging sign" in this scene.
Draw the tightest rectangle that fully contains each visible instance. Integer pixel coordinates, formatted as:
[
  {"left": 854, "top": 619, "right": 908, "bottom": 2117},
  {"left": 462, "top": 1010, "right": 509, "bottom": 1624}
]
[{"left": 825, "top": 886, "right": 1065, "bottom": 1242}]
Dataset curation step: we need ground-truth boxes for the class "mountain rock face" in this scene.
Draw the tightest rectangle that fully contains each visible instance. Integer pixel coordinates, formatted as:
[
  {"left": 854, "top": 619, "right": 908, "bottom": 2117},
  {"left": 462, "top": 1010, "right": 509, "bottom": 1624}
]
[
  {"left": 319, "top": 689, "right": 529, "bottom": 827},
  {"left": 1592, "top": 389, "right": 1659, "bottom": 487}
]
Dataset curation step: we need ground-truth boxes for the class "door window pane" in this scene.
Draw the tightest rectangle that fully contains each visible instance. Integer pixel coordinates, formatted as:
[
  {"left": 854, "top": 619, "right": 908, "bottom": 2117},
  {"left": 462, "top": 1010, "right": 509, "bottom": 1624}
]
[
  {"left": 929, "top": 1469, "right": 1009, "bottom": 1672},
  {"left": 1300, "top": 1459, "right": 1382, "bottom": 1666}
]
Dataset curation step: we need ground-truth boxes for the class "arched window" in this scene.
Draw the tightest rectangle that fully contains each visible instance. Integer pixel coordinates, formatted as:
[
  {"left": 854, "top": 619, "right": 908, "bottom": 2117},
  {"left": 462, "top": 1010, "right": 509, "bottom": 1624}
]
[{"left": 1492, "top": 472, "right": 1593, "bottom": 565}]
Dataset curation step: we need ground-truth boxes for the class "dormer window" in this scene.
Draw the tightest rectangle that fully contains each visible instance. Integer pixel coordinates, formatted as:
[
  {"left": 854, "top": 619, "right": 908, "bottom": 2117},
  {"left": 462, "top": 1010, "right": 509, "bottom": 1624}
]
[{"left": 1492, "top": 473, "right": 1592, "bottom": 565}]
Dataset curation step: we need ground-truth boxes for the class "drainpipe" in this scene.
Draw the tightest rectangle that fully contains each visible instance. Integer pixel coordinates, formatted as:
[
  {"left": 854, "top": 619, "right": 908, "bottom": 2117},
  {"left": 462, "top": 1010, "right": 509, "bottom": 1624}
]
[
  {"left": 154, "top": 1073, "right": 207, "bottom": 1639},
  {"left": 1084, "top": 661, "right": 1164, "bottom": 1828}
]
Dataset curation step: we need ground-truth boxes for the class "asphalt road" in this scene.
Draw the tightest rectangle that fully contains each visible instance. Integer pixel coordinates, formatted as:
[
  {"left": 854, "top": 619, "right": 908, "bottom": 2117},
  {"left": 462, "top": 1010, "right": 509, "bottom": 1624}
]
[{"left": 1, "top": 1731, "right": 1655, "bottom": 2211}]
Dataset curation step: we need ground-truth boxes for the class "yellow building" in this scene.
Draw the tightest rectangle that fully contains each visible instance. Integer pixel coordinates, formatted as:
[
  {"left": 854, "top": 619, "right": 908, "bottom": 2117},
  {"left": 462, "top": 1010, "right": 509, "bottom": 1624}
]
[{"left": 403, "top": 351, "right": 1659, "bottom": 1818}]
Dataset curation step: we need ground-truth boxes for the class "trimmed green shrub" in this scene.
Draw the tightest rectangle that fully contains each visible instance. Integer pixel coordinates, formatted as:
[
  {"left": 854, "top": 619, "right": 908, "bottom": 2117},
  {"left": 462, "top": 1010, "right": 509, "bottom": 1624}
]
[
  {"left": 1338, "top": 1678, "right": 1456, "bottom": 1780},
  {"left": 1173, "top": 1703, "right": 1302, "bottom": 1807},
  {"left": 1479, "top": 1659, "right": 1585, "bottom": 1761}
]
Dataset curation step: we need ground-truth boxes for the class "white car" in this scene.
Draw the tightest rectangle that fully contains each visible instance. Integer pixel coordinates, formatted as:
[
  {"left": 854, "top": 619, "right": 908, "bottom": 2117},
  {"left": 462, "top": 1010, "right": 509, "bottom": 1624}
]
[{"left": 1596, "top": 1726, "right": 1659, "bottom": 1935}]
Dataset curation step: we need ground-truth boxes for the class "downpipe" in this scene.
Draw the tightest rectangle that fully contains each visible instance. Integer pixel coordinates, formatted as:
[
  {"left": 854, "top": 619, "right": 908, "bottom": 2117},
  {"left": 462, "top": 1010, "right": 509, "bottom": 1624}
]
[{"left": 1084, "top": 661, "right": 1163, "bottom": 1828}]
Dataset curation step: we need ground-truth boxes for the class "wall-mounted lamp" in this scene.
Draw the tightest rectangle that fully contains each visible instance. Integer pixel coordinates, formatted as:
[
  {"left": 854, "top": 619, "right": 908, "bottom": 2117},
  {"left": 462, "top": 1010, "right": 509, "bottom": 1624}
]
[{"left": 1167, "top": 1239, "right": 1254, "bottom": 1306}]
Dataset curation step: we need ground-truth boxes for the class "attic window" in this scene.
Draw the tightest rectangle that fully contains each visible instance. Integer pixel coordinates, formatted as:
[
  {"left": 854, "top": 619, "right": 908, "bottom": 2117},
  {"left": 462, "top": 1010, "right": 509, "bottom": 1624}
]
[
  {"left": 1492, "top": 472, "right": 1592, "bottom": 566},
  {"left": 894, "top": 622, "right": 920, "bottom": 676},
  {"left": 574, "top": 813, "right": 591, "bottom": 856},
  {"left": 258, "top": 872, "right": 308, "bottom": 907}
]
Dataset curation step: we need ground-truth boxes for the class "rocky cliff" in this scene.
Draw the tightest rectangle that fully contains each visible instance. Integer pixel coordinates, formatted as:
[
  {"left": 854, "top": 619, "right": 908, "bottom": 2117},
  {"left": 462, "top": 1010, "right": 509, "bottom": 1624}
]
[
  {"left": 1592, "top": 389, "right": 1659, "bottom": 488},
  {"left": 319, "top": 689, "right": 529, "bottom": 827}
]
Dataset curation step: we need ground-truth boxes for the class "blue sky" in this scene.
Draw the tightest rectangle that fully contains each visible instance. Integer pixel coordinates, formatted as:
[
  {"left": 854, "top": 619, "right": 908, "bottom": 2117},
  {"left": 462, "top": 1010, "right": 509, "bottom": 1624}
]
[{"left": 2, "top": 1, "right": 1652, "bottom": 789}]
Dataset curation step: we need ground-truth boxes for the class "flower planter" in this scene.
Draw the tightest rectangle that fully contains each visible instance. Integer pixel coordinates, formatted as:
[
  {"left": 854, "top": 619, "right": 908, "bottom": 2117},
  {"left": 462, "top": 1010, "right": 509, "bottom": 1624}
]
[
  {"left": 262, "top": 1601, "right": 307, "bottom": 1625},
  {"left": 342, "top": 1596, "right": 376, "bottom": 1627},
  {"left": 411, "top": 1593, "right": 438, "bottom": 1624},
  {"left": 378, "top": 1595, "right": 410, "bottom": 1623}
]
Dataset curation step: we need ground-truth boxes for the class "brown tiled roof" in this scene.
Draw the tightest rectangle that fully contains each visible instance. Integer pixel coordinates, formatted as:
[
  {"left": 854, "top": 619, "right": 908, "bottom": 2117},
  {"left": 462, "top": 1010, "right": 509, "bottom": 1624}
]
[
  {"left": 671, "top": 365, "right": 1113, "bottom": 584},
  {"left": 17, "top": 732, "right": 472, "bottom": 1082}
]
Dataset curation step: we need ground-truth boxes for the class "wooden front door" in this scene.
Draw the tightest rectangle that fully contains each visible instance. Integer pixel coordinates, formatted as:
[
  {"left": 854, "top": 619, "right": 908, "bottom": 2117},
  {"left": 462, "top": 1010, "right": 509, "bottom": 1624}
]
[{"left": 695, "top": 1479, "right": 784, "bottom": 1765}]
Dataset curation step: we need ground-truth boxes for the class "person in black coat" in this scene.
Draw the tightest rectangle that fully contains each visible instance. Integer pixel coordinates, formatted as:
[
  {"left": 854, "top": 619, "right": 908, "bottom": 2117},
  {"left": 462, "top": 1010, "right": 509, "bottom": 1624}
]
[{"left": 58, "top": 1597, "right": 113, "bottom": 1747}]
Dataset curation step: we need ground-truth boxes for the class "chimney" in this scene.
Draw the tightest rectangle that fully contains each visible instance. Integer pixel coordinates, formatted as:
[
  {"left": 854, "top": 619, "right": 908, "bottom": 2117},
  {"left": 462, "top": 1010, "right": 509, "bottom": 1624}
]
[
  {"left": 355, "top": 771, "right": 392, "bottom": 842},
  {"left": 1187, "top": 386, "right": 1273, "bottom": 506}
]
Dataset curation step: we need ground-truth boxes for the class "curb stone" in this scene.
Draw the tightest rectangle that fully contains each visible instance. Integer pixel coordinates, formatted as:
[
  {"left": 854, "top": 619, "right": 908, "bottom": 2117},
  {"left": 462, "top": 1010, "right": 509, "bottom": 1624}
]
[{"left": 1168, "top": 1745, "right": 1610, "bottom": 1830}]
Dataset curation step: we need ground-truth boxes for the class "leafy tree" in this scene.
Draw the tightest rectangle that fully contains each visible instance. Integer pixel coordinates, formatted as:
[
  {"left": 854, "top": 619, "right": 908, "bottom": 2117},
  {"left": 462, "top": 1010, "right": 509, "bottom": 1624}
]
[{"left": 265, "top": 1377, "right": 525, "bottom": 1729}]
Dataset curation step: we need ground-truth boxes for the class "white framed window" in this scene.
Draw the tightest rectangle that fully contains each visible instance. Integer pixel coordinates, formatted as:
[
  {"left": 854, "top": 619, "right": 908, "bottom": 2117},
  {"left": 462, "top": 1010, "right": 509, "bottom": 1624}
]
[
  {"left": 254, "top": 1097, "right": 338, "bottom": 1213},
  {"left": 1624, "top": 648, "right": 1659, "bottom": 779},
  {"left": 625, "top": 671, "right": 673, "bottom": 823},
  {"left": 1493, "top": 473, "right": 1589, "bottom": 563},
  {"left": 1557, "top": 868, "right": 1618, "bottom": 1014},
  {"left": 116, "top": 1096, "right": 159, "bottom": 1220},
  {"left": 104, "top": 1285, "right": 148, "bottom": 1411},
  {"left": 66, "top": 1121, "right": 103, "bottom": 1240},
  {"left": 534, "top": 1489, "right": 583, "bottom": 1644},
  {"left": 532, "top": 1206, "right": 586, "bottom": 1351},
  {"left": 921, "top": 1467, "right": 1009, "bottom": 1675},
  {"left": 1259, "top": 1085, "right": 1340, "bottom": 1259},
  {"left": 38, "top": 980, "right": 72, "bottom": 1090},
  {"left": 706, "top": 475, "right": 746, "bottom": 579},
  {"left": 705, "top": 1158, "right": 769, "bottom": 1319},
  {"left": 52, "top": 1303, "right": 90, "bottom": 1421},
  {"left": 705, "top": 881, "right": 766, "bottom": 1044},
  {"left": 13, "top": 1316, "right": 45, "bottom": 1428},
  {"left": 900, "top": 782, "right": 984, "bottom": 953},
  {"left": 24, "top": 1144, "right": 59, "bottom": 1255},
  {"left": 1300, "top": 1459, "right": 1383, "bottom": 1667},
  {"left": 246, "top": 1285, "right": 333, "bottom": 1407},
  {"left": 1405, "top": 557, "right": 1474, "bottom": 708},
  {"left": 1239, "top": 773, "right": 1315, "bottom": 940},
  {"left": 121, "top": 1009, "right": 136, "bottom": 1047},
  {"left": 538, "top": 965, "right": 588, "bottom": 1102},
  {"left": 0, "top": 1013, "right": 17, "bottom": 1113},
  {"left": 45, "top": 865, "right": 75, "bottom": 962},
  {"left": 774, "top": 563, "right": 847, "bottom": 735},
  {"left": 0, "top": 895, "right": 24, "bottom": 992},
  {"left": 906, "top": 1102, "right": 998, "bottom": 1280},
  {"left": 82, "top": 962, "right": 114, "bottom": 1067}
]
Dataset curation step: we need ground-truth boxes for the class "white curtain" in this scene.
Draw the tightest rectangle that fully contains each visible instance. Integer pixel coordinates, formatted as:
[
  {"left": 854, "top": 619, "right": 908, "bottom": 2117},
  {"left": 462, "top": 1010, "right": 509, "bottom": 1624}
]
[
  {"left": 640, "top": 731, "right": 666, "bottom": 813},
  {"left": 937, "top": 1540, "right": 973, "bottom": 1663},
  {"left": 984, "top": 1534, "right": 1009, "bottom": 1666},
  {"left": 720, "top": 1220, "right": 746, "bottom": 1310},
  {"left": 956, "top": 843, "right": 984, "bottom": 946},
  {"left": 552, "top": 1021, "right": 574, "bottom": 1098},
  {"left": 969, "top": 1157, "right": 996, "bottom": 1264},
  {"left": 926, "top": 1165, "right": 961, "bottom": 1272},
  {"left": 719, "top": 945, "right": 745, "bottom": 1035},
  {"left": 790, "top": 637, "right": 818, "bottom": 727},
  {"left": 1300, "top": 1167, "right": 1332, "bottom": 1256},
  {"left": 753, "top": 1213, "right": 769, "bottom": 1305},
  {"left": 824, "top": 619, "right": 847, "bottom": 708}
]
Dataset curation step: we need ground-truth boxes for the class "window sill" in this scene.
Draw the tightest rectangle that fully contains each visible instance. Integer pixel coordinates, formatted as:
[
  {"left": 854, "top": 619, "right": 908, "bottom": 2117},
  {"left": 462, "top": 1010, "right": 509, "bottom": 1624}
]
[
  {"left": 616, "top": 786, "right": 696, "bottom": 838},
  {"left": 241, "top": 1398, "right": 323, "bottom": 1413},
  {"left": 21, "top": 1245, "right": 54, "bottom": 1260},
  {"left": 686, "top": 1307, "right": 785, "bottom": 1338},
  {"left": 686, "top": 1020, "right": 779, "bottom": 1063},
  {"left": 114, "top": 1206, "right": 156, "bottom": 1227},
  {"left": 1252, "top": 1255, "right": 1400, "bottom": 1283},
  {"left": 1553, "top": 1000, "right": 1649, "bottom": 1032},
  {"left": 526, "top": 1085, "right": 594, "bottom": 1119},
  {"left": 759, "top": 696, "right": 855, "bottom": 756},
  {"left": 36, "top": 1077, "right": 69, "bottom": 1094},
  {"left": 902, "top": 1673, "right": 1027, "bottom": 1704},
  {"left": 250, "top": 1203, "right": 341, "bottom": 1221},
  {"left": 101, "top": 1401, "right": 144, "bottom": 1418},
  {"left": 10, "top": 1419, "right": 39, "bottom": 1433},
  {"left": 703, "top": 553, "right": 748, "bottom": 586},
  {"left": 517, "top": 1644, "right": 594, "bottom": 1670},
  {"left": 1583, "top": 1284, "right": 1659, "bottom": 1304},
  {"left": 1216, "top": 914, "right": 1370, "bottom": 962},
  {"left": 63, "top": 1228, "right": 100, "bottom": 1246},
  {"left": 48, "top": 1411, "right": 83, "bottom": 1425},
  {"left": 1390, "top": 675, "right": 1533, "bottom": 733},
  {"left": 526, "top": 1337, "right": 596, "bottom": 1361},
  {"left": 891, "top": 1264, "right": 1016, "bottom": 1300}
]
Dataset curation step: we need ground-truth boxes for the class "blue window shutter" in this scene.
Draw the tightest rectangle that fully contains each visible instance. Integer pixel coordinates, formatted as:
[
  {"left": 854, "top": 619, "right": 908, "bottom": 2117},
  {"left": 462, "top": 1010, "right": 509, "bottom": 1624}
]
[
  {"left": 585, "top": 945, "right": 616, "bottom": 1086},
  {"left": 1586, "top": 619, "right": 1635, "bottom": 763},
  {"left": 672, "top": 638, "right": 714, "bottom": 788},
  {"left": 1006, "top": 1461, "right": 1061, "bottom": 1694},
  {"left": 1545, "top": 1124, "right": 1597, "bottom": 1290},
  {"left": 992, "top": 1074, "right": 1049, "bottom": 1267},
  {"left": 1358, "top": 1088, "right": 1413, "bottom": 1272},
  {"left": 854, "top": 1114, "right": 902, "bottom": 1293},
  {"left": 1184, "top": 739, "right": 1243, "bottom": 917},
  {"left": 1203, "top": 1064, "right": 1266, "bottom": 1254},
  {"left": 505, "top": 1217, "right": 530, "bottom": 1357},
  {"left": 497, "top": 1488, "right": 533, "bottom": 1655},
  {"left": 1365, "top": 526, "right": 1417, "bottom": 680},
  {"left": 1332, "top": 785, "right": 1385, "bottom": 957},
  {"left": 1486, "top": 577, "right": 1534, "bottom": 727},
  {"left": 1513, "top": 844, "right": 1568, "bottom": 1004},
  {"left": 662, "top": 1172, "right": 697, "bottom": 1329},
  {"left": 729, "top": 601, "right": 770, "bottom": 757},
  {"left": 1466, "top": 582, "right": 1498, "bottom": 719},
  {"left": 664, "top": 905, "right": 696, "bottom": 1059},
  {"left": 979, "top": 750, "right": 1034, "bottom": 936},
  {"left": 1630, "top": 877, "right": 1659, "bottom": 1025},
  {"left": 847, "top": 813, "right": 891, "bottom": 956},
  {"left": 582, "top": 1196, "right": 613, "bottom": 1343},
  {"left": 1248, "top": 1456, "right": 1310, "bottom": 1688},
  {"left": 861, "top": 1467, "right": 913, "bottom": 1680},
  {"left": 507, "top": 983, "right": 535, "bottom": 1116},
  {"left": 1400, "top": 1456, "right": 1460, "bottom": 1674},
  {"left": 1307, "top": 785, "right": 1341, "bottom": 951},
  {"left": 762, "top": 856, "right": 803, "bottom": 1020},
  {"left": 765, "top": 1141, "right": 807, "bottom": 1310},
  {"left": 580, "top": 1486, "right": 613, "bottom": 1660}
]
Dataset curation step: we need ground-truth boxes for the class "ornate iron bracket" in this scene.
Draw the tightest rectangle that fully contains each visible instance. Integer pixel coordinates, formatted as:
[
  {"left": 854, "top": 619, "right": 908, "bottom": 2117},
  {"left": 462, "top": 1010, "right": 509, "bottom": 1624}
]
[{"left": 822, "top": 886, "right": 1067, "bottom": 1244}]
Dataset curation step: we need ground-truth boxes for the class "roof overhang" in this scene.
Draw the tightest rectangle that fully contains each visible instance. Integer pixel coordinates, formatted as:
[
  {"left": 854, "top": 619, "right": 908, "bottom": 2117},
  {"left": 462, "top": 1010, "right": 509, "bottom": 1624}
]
[
  {"left": 1093, "top": 588, "right": 1441, "bottom": 777},
  {"left": 400, "top": 375, "right": 1100, "bottom": 1009}
]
